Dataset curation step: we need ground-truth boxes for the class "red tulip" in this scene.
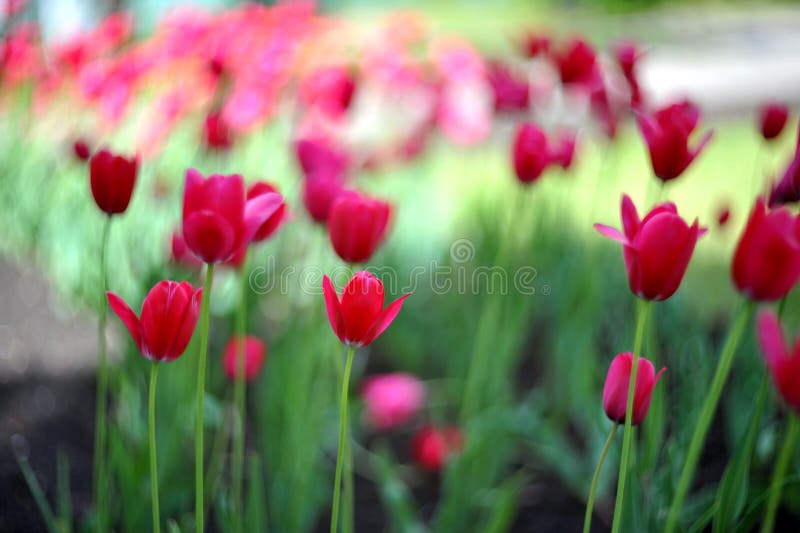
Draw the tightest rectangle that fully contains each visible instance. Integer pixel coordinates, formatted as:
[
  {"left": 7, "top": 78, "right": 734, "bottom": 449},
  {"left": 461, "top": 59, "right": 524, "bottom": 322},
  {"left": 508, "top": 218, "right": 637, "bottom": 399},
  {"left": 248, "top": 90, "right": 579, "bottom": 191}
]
[
  {"left": 412, "top": 425, "right": 463, "bottom": 472},
  {"left": 552, "top": 38, "right": 600, "bottom": 88},
  {"left": 322, "top": 271, "right": 410, "bottom": 347},
  {"left": 717, "top": 205, "right": 731, "bottom": 228},
  {"left": 89, "top": 148, "right": 138, "bottom": 215},
  {"left": 757, "top": 310, "right": 800, "bottom": 413},
  {"left": 732, "top": 198, "right": 800, "bottom": 301},
  {"left": 552, "top": 132, "right": 577, "bottom": 170},
  {"left": 512, "top": 122, "right": 551, "bottom": 184},
  {"left": 73, "top": 139, "right": 91, "bottom": 161},
  {"left": 222, "top": 335, "right": 266, "bottom": 382},
  {"left": 328, "top": 191, "right": 391, "bottom": 264},
  {"left": 758, "top": 102, "right": 789, "bottom": 141},
  {"left": 295, "top": 137, "right": 349, "bottom": 178},
  {"left": 303, "top": 172, "right": 346, "bottom": 224},
  {"left": 362, "top": 373, "right": 425, "bottom": 430},
  {"left": 181, "top": 169, "right": 284, "bottom": 264},
  {"left": 486, "top": 61, "right": 529, "bottom": 113},
  {"left": 519, "top": 31, "right": 550, "bottom": 58},
  {"left": 602, "top": 352, "right": 665, "bottom": 426},
  {"left": 247, "top": 181, "right": 287, "bottom": 242},
  {"left": 107, "top": 280, "right": 202, "bottom": 362},
  {"left": 636, "top": 101, "right": 713, "bottom": 182},
  {"left": 614, "top": 40, "right": 644, "bottom": 109},
  {"left": 595, "top": 195, "right": 706, "bottom": 300},
  {"left": 768, "top": 136, "right": 800, "bottom": 207},
  {"left": 202, "top": 111, "right": 233, "bottom": 151}
]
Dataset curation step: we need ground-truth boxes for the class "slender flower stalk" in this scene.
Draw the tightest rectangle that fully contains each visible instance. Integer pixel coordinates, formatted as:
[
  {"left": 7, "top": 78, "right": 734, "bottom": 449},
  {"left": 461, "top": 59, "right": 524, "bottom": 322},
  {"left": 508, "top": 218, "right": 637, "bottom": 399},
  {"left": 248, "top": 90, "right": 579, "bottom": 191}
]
[
  {"left": 665, "top": 301, "right": 754, "bottom": 533},
  {"left": 762, "top": 413, "right": 800, "bottom": 532},
  {"left": 583, "top": 424, "right": 618, "bottom": 533},
  {"left": 233, "top": 271, "right": 247, "bottom": 533},
  {"left": 331, "top": 346, "right": 355, "bottom": 533},
  {"left": 148, "top": 362, "right": 161, "bottom": 533},
  {"left": 196, "top": 264, "right": 215, "bottom": 533},
  {"left": 611, "top": 299, "right": 651, "bottom": 533},
  {"left": 93, "top": 216, "right": 111, "bottom": 532}
]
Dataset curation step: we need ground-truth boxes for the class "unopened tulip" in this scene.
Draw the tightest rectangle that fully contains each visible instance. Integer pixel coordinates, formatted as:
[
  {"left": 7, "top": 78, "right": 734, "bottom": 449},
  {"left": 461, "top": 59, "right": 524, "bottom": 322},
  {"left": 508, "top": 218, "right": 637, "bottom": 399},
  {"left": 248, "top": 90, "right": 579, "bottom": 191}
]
[
  {"left": 362, "top": 373, "right": 425, "bottom": 430},
  {"left": 758, "top": 103, "right": 789, "bottom": 141},
  {"left": 328, "top": 191, "right": 391, "bottom": 264},
  {"left": 602, "top": 352, "right": 665, "bottom": 425},
  {"left": 202, "top": 111, "right": 233, "bottom": 151},
  {"left": 303, "top": 172, "right": 345, "bottom": 224},
  {"left": 768, "top": 140, "right": 800, "bottom": 207},
  {"left": 247, "top": 181, "right": 286, "bottom": 242},
  {"left": 181, "top": 169, "right": 284, "bottom": 264},
  {"left": 757, "top": 311, "right": 800, "bottom": 413},
  {"left": 595, "top": 195, "right": 706, "bottom": 300},
  {"left": 412, "top": 426, "right": 463, "bottom": 472},
  {"left": 636, "top": 100, "right": 713, "bottom": 182},
  {"left": 89, "top": 149, "right": 138, "bottom": 215},
  {"left": 107, "top": 280, "right": 202, "bottom": 362},
  {"left": 614, "top": 41, "right": 644, "bottom": 109},
  {"left": 553, "top": 37, "right": 600, "bottom": 88},
  {"left": 73, "top": 139, "right": 91, "bottom": 161},
  {"left": 732, "top": 198, "right": 800, "bottom": 301},
  {"left": 322, "top": 271, "right": 410, "bottom": 348},
  {"left": 295, "top": 137, "right": 349, "bottom": 178},
  {"left": 486, "top": 61, "right": 529, "bottom": 113},
  {"left": 222, "top": 335, "right": 266, "bottom": 382},
  {"left": 512, "top": 122, "right": 551, "bottom": 184}
]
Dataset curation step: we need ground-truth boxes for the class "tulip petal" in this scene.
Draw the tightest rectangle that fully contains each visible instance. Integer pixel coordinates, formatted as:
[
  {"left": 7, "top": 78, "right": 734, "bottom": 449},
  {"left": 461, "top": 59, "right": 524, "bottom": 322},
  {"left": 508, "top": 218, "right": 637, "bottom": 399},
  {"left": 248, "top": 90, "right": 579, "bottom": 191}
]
[
  {"left": 240, "top": 192, "right": 285, "bottom": 249},
  {"left": 364, "top": 293, "right": 412, "bottom": 346},
  {"left": 322, "top": 275, "right": 346, "bottom": 344},
  {"left": 106, "top": 291, "right": 143, "bottom": 353},
  {"left": 621, "top": 194, "right": 640, "bottom": 240},
  {"left": 594, "top": 223, "right": 627, "bottom": 244}
]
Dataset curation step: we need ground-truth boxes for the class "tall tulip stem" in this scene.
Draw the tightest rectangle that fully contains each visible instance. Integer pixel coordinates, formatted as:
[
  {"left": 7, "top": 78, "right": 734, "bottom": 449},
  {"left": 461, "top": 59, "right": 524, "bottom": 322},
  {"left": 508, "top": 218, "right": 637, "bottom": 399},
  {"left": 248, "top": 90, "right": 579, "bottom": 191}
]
[
  {"left": 331, "top": 346, "right": 355, "bottom": 533},
  {"left": 761, "top": 414, "right": 800, "bottom": 533},
  {"left": 148, "top": 362, "right": 161, "bottom": 533},
  {"left": 195, "top": 263, "right": 215, "bottom": 533},
  {"left": 233, "top": 270, "right": 248, "bottom": 533},
  {"left": 611, "top": 299, "right": 651, "bottom": 533},
  {"left": 93, "top": 215, "right": 112, "bottom": 531},
  {"left": 584, "top": 424, "right": 619, "bottom": 533},
  {"left": 665, "top": 301, "right": 754, "bottom": 533}
]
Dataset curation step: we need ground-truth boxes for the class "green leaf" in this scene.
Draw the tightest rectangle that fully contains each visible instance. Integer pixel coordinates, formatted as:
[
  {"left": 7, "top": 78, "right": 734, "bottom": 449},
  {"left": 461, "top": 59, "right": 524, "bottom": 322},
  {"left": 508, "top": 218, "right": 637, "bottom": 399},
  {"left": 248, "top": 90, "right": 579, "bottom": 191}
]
[
  {"left": 370, "top": 447, "right": 426, "bottom": 533},
  {"left": 477, "top": 472, "right": 527, "bottom": 533},
  {"left": 245, "top": 453, "right": 268, "bottom": 532}
]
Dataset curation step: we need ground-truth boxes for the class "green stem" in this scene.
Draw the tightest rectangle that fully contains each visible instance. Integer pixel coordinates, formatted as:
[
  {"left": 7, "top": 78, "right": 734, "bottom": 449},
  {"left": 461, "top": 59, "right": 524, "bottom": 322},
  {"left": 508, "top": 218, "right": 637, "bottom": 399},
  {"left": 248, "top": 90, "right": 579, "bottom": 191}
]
[
  {"left": 233, "top": 270, "right": 248, "bottom": 533},
  {"left": 610, "top": 299, "right": 651, "bottom": 533},
  {"left": 331, "top": 346, "right": 356, "bottom": 533},
  {"left": 149, "top": 362, "right": 161, "bottom": 533},
  {"left": 196, "top": 263, "right": 215, "bottom": 533},
  {"left": 93, "top": 216, "right": 111, "bottom": 532},
  {"left": 761, "top": 415, "right": 800, "bottom": 533},
  {"left": 584, "top": 424, "right": 619, "bottom": 533},
  {"left": 665, "top": 301, "right": 754, "bottom": 533}
]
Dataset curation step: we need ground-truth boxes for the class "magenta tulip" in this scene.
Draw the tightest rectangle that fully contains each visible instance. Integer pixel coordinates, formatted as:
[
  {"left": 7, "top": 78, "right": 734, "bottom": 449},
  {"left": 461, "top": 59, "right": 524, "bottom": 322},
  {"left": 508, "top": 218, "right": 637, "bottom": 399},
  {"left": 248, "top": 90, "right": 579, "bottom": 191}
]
[
  {"left": 603, "top": 352, "right": 665, "bottom": 426},
  {"left": 247, "top": 181, "right": 287, "bottom": 242},
  {"left": 222, "top": 335, "right": 267, "bottom": 382},
  {"left": 757, "top": 310, "right": 800, "bottom": 413},
  {"left": 595, "top": 195, "right": 706, "bottom": 300},
  {"left": 362, "top": 373, "right": 425, "bottom": 430},
  {"left": 758, "top": 102, "right": 789, "bottom": 141}
]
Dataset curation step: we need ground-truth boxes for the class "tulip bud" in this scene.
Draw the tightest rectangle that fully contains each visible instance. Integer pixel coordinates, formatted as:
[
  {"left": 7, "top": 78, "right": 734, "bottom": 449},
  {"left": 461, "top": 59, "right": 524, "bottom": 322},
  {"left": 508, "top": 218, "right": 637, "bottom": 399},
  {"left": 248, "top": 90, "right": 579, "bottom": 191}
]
[
  {"left": 362, "top": 373, "right": 425, "bottom": 430},
  {"left": 322, "top": 271, "right": 410, "bottom": 348},
  {"left": 732, "top": 198, "right": 800, "bottom": 301},
  {"left": 595, "top": 195, "right": 706, "bottom": 301},
  {"left": 202, "top": 111, "right": 233, "bottom": 151},
  {"left": 602, "top": 352, "right": 665, "bottom": 426},
  {"left": 107, "top": 280, "right": 202, "bottom": 362},
  {"left": 757, "top": 311, "right": 800, "bottom": 413},
  {"left": 327, "top": 191, "right": 391, "bottom": 264},
  {"left": 553, "top": 37, "right": 599, "bottom": 88},
  {"left": 412, "top": 426, "right": 463, "bottom": 472},
  {"left": 303, "top": 172, "right": 345, "bottom": 224},
  {"left": 512, "top": 122, "right": 551, "bottom": 184},
  {"left": 486, "top": 61, "right": 529, "bottom": 113},
  {"left": 73, "top": 139, "right": 91, "bottom": 162},
  {"left": 247, "top": 181, "right": 287, "bottom": 242},
  {"left": 222, "top": 335, "right": 266, "bottom": 382},
  {"left": 89, "top": 149, "right": 138, "bottom": 216},
  {"left": 758, "top": 103, "right": 789, "bottom": 141}
]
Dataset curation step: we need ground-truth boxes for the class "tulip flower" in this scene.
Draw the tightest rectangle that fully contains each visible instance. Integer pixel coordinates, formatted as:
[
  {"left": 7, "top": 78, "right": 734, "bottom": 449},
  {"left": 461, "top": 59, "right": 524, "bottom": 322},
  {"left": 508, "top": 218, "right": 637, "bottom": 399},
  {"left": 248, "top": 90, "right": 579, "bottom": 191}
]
[
  {"left": 299, "top": 65, "right": 356, "bottom": 120},
  {"left": 327, "top": 191, "right": 391, "bottom": 264},
  {"left": 519, "top": 31, "right": 550, "bottom": 58},
  {"left": 303, "top": 172, "right": 346, "bottom": 224},
  {"left": 552, "top": 132, "right": 577, "bottom": 170},
  {"left": 223, "top": 335, "right": 266, "bottom": 382},
  {"left": 552, "top": 37, "right": 600, "bottom": 88},
  {"left": 89, "top": 148, "right": 139, "bottom": 216},
  {"left": 412, "top": 426, "right": 463, "bottom": 472},
  {"left": 107, "top": 280, "right": 202, "bottom": 533},
  {"left": 247, "top": 181, "right": 287, "bottom": 242},
  {"left": 758, "top": 102, "right": 789, "bottom": 141},
  {"left": 362, "top": 373, "right": 425, "bottom": 430},
  {"left": 512, "top": 122, "right": 551, "bottom": 184},
  {"left": 636, "top": 100, "right": 713, "bottom": 182},
  {"left": 325, "top": 271, "right": 410, "bottom": 533},
  {"left": 595, "top": 195, "right": 706, "bottom": 301},
  {"left": 295, "top": 136, "right": 349, "bottom": 178},
  {"left": 181, "top": 169, "right": 284, "bottom": 264},
  {"left": 486, "top": 61, "right": 529, "bottom": 113},
  {"left": 614, "top": 40, "right": 644, "bottom": 109},
  {"left": 732, "top": 198, "right": 800, "bottom": 301},
  {"left": 322, "top": 271, "right": 410, "bottom": 348},
  {"left": 107, "top": 281, "right": 203, "bottom": 362},
  {"left": 602, "top": 352, "right": 665, "bottom": 426},
  {"left": 202, "top": 111, "right": 233, "bottom": 151},
  {"left": 768, "top": 141, "right": 800, "bottom": 207},
  {"left": 73, "top": 139, "right": 91, "bottom": 161}
]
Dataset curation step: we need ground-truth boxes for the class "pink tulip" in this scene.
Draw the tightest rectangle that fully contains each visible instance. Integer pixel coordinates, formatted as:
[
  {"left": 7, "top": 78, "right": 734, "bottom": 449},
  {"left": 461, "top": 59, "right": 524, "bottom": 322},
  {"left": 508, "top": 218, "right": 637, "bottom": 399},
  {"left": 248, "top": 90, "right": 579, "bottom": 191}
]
[
  {"left": 362, "top": 373, "right": 425, "bottom": 430},
  {"left": 603, "top": 352, "right": 665, "bottom": 426}
]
